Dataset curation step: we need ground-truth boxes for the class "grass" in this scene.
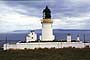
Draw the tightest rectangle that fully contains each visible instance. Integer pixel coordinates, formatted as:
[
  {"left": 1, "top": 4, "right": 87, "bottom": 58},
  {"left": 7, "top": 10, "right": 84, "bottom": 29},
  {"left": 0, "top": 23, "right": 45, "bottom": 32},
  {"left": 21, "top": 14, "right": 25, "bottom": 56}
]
[{"left": 0, "top": 48, "right": 90, "bottom": 60}]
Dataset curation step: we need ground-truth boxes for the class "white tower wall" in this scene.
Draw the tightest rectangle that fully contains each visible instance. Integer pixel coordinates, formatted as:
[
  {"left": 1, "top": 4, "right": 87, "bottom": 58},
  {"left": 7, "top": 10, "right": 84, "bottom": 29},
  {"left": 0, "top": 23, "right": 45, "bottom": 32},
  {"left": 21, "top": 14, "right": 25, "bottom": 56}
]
[
  {"left": 42, "top": 23, "right": 54, "bottom": 41},
  {"left": 41, "top": 19, "right": 54, "bottom": 41}
]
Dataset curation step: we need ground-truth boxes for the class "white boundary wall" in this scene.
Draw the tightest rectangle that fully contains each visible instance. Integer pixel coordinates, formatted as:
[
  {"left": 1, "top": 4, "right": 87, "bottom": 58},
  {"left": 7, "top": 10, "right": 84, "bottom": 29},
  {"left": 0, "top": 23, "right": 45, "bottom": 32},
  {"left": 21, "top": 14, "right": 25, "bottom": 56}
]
[{"left": 3, "top": 42, "right": 90, "bottom": 50}]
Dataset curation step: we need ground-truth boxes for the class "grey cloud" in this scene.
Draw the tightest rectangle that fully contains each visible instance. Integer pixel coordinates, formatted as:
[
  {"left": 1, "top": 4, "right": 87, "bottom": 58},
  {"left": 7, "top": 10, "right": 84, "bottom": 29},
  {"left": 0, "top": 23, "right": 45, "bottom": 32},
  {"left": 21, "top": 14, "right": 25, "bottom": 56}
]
[
  {"left": 3, "top": 0, "right": 90, "bottom": 18},
  {"left": 2, "top": 0, "right": 43, "bottom": 1},
  {"left": 1, "top": 0, "right": 90, "bottom": 33}
]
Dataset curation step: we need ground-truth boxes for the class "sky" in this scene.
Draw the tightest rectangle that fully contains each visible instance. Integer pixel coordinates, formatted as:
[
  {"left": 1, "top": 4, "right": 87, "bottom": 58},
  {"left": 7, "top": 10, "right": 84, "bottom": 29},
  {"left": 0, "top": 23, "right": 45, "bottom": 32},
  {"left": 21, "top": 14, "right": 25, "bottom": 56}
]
[{"left": 1, "top": 0, "right": 90, "bottom": 33}]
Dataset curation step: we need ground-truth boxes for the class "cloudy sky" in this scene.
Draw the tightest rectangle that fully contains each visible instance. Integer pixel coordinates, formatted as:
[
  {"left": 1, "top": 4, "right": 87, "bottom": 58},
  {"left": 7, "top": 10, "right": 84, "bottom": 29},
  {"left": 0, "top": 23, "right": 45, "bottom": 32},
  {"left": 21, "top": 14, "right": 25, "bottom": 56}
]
[{"left": 0, "top": 0, "right": 90, "bottom": 33}]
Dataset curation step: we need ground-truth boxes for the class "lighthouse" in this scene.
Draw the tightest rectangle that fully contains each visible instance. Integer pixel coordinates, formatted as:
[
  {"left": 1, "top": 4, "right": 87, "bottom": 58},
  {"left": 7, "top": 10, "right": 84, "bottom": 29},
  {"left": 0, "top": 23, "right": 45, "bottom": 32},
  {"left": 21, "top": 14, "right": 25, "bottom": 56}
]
[{"left": 41, "top": 6, "right": 54, "bottom": 41}]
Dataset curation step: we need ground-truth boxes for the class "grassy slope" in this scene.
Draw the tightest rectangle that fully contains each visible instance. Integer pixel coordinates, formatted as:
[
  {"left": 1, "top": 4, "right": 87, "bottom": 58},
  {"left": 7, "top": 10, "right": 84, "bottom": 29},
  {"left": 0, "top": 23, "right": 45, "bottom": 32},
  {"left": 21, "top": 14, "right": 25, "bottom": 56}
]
[{"left": 0, "top": 48, "right": 90, "bottom": 60}]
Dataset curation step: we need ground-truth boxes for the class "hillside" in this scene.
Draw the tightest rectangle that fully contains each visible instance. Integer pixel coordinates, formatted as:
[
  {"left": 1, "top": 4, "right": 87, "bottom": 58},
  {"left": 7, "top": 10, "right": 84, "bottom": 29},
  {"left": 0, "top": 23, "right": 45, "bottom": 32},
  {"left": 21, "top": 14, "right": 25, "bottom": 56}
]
[
  {"left": 0, "top": 29, "right": 90, "bottom": 41},
  {"left": 0, "top": 48, "right": 90, "bottom": 60},
  {"left": 0, "top": 29, "right": 90, "bottom": 46}
]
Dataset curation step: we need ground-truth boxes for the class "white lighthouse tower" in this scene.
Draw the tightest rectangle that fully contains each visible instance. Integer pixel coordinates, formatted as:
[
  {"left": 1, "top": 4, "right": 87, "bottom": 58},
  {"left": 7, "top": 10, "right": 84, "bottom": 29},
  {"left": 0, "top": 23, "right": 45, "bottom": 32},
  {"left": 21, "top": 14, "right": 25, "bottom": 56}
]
[{"left": 41, "top": 6, "right": 54, "bottom": 41}]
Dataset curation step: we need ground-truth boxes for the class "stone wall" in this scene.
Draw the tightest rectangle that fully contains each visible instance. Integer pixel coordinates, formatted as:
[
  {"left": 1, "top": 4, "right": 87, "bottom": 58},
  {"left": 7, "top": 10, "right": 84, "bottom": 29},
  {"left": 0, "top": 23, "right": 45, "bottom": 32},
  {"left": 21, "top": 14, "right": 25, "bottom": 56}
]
[{"left": 3, "top": 42, "right": 90, "bottom": 50}]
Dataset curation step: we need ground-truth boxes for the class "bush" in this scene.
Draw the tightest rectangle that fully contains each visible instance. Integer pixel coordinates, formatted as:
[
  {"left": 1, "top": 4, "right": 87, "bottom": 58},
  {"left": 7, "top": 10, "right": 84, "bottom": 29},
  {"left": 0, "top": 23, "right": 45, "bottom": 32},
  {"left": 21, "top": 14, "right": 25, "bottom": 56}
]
[
  {"left": 85, "top": 45, "right": 89, "bottom": 48},
  {"left": 0, "top": 48, "right": 90, "bottom": 60}
]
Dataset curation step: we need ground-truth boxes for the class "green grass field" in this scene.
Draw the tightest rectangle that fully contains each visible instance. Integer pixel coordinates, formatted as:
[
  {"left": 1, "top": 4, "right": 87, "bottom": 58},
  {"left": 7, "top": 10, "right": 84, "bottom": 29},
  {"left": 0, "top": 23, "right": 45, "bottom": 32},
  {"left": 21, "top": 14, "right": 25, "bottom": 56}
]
[{"left": 0, "top": 48, "right": 90, "bottom": 60}]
